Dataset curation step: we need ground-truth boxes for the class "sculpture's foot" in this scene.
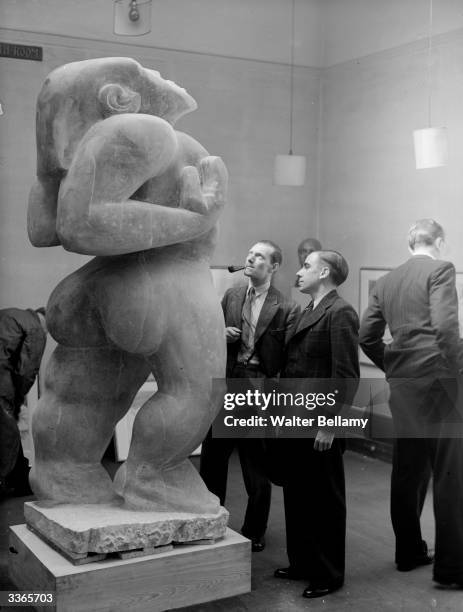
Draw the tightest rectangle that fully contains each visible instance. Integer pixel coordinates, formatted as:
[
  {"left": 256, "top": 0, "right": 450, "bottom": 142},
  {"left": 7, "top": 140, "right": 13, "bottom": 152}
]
[
  {"left": 30, "top": 462, "right": 119, "bottom": 505},
  {"left": 116, "top": 459, "right": 220, "bottom": 514}
]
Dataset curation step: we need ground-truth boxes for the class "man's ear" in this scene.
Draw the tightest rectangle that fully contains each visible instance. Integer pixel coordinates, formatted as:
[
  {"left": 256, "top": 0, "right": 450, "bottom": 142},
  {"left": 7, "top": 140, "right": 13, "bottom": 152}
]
[
  {"left": 271, "top": 262, "right": 280, "bottom": 274},
  {"left": 320, "top": 266, "right": 330, "bottom": 280},
  {"left": 435, "top": 236, "right": 444, "bottom": 252}
]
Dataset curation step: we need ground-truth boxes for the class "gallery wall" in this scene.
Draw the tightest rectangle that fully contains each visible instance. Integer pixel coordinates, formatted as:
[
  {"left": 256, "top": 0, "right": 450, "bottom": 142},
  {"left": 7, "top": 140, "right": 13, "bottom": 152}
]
[
  {"left": 3, "top": 0, "right": 463, "bottom": 318},
  {"left": 319, "top": 28, "right": 463, "bottom": 316},
  {"left": 5, "top": 0, "right": 463, "bottom": 69},
  {"left": 0, "top": 0, "right": 325, "bottom": 66},
  {"left": 322, "top": 0, "right": 463, "bottom": 67}
]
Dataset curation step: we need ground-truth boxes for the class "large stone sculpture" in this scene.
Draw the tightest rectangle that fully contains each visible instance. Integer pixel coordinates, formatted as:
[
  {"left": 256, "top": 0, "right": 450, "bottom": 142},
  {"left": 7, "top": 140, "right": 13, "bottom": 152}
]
[{"left": 27, "top": 57, "right": 228, "bottom": 521}]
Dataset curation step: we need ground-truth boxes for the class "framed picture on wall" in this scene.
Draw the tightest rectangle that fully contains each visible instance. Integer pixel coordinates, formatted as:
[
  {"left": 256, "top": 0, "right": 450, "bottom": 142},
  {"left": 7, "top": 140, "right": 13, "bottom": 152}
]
[{"left": 359, "top": 267, "right": 392, "bottom": 366}]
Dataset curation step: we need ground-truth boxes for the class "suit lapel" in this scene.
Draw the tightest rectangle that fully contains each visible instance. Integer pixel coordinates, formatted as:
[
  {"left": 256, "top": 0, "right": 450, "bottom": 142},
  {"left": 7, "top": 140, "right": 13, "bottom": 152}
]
[
  {"left": 227, "top": 285, "right": 247, "bottom": 327},
  {"left": 254, "top": 286, "right": 279, "bottom": 344},
  {"left": 290, "top": 290, "right": 338, "bottom": 339}
]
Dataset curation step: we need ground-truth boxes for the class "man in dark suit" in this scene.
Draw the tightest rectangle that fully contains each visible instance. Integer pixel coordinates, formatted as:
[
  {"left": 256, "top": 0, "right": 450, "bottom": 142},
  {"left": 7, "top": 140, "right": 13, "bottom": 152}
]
[
  {"left": 274, "top": 250, "right": 359, "bottom": 599},
  {"left": 359, "top": 218, "right": 463, "bottom": 587},
  {"left": 200, "top": 240, "right": 299, "bottom": 551}
]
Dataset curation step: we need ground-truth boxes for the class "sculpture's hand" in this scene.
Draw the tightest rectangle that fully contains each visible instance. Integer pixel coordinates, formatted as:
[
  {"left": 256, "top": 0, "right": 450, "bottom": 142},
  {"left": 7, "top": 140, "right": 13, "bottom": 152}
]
[{"left": 180, "top": 156, "right": 228, "bottom": 218}]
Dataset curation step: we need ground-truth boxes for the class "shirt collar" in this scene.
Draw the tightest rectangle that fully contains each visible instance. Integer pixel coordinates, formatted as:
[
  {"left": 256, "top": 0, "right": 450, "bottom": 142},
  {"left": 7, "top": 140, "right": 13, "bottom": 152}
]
[
  {"left": 312, "top": 288, "right": 337, "bottom": 310},
  {"left": 412, "top": 252, "right": 436, "bottom": 260},
  {"left": 248, "top": 279, "right": 271, "bottom": 297}
]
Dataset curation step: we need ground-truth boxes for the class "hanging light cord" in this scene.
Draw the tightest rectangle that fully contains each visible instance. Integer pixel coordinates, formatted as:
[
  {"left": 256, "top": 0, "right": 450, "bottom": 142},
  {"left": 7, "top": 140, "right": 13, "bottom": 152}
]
[
  {"left": 426, "top": 0, "right": 433, "bottom": 127},
  {"left": 289, "top": 0, "right": 296, "bottom": 154}
]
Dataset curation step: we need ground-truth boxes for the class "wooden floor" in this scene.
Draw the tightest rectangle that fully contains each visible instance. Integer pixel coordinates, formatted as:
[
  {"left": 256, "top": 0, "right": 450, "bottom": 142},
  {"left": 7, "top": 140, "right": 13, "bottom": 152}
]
[{"left": 1, "top": 451, "right": 462, "bottom": 612}]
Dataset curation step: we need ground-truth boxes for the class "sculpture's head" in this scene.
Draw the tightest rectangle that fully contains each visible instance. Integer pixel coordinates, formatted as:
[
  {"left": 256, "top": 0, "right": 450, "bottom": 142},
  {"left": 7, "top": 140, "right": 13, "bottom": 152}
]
[{"left": 36, "top": 57, "right": 197, "bottom": 176}]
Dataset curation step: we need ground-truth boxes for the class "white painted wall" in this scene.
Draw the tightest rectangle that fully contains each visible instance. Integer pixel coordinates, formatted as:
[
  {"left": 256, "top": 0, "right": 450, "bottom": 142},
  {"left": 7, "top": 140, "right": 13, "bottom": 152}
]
[
  {"left": 5, "top": 0, "right": 463, "bottom": 69},
  {"left": 322, "top": 0, "right": 463, "bottom": 67},
  {"left": 319, "top": 28, "right": 463, "bottom": 314},
  {"left": 3, "top": 0, "right": 463, "bottom": 314},
  {"left": 0, "top": 0, "right": 324, "bottom": 66}
]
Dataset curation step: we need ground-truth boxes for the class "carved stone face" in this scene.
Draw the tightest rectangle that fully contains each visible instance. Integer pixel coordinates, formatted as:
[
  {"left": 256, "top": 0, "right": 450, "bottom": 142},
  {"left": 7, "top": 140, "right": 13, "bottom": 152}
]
[
  {"left": 36, "top": 57, "right": 197, "bottom": 174},
  {"left": 137, "top": 67, "right": 197, "bottom": 122}
]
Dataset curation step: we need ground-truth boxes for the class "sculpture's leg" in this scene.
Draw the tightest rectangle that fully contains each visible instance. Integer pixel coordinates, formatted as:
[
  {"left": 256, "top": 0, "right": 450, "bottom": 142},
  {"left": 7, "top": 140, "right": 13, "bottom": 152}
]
[
  {"left": 30, "top": 345, "right": 150, "bottom": 504},
  {"left": 116, "top": 326, "right": 226, "bottom": 514}
]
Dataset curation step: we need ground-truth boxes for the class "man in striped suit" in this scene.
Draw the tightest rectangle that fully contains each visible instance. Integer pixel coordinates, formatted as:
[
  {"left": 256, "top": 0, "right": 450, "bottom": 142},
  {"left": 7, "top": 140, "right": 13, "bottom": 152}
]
[{"left": 359, "top": 219, "right": 463, "bottom": 587}]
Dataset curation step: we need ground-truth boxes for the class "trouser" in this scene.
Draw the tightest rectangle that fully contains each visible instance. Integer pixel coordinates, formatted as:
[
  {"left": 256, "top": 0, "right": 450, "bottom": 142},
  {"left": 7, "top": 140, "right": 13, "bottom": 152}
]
[
  {"left": 282, "top": 438, "right": 346, "bottom": 585},
  {"left": 199, "top": 363, "right": 271, "bottom": 539},
  {"left": 389, "top": 377, "right": 463, "bottom": 582}
]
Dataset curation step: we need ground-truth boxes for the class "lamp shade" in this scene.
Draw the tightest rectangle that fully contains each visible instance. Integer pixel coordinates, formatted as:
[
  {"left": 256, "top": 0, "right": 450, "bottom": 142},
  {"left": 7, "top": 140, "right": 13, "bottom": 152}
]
[
  {"left": 413, "top": 127, "right": 448, "bottom": 169},
  {"left": 114, "top": 0, "right": 152, "bottom": 36},
  {"left": 274, "top": 154, "right": 306, "bottom": 186}
]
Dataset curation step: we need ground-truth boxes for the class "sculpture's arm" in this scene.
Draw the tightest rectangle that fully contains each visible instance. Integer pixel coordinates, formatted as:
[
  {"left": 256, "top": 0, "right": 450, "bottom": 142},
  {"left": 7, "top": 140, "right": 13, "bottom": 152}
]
[
  {"left": 56, "top": 114, "right": 227, "bottom": 256},
  {"left": 28, "top": 175, "right": 61, "bottom": 246}
]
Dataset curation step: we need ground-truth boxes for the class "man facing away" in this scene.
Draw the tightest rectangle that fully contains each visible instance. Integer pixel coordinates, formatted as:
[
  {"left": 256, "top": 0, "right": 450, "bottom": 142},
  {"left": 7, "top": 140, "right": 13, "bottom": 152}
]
[
  {"left": 0, "top": 307, "right": 47, "bottom": 498},
  {"left": 200, "top": 240, "right": 299, "bottom": 551},
  {"left": 274, "top": 250, "right": 359, "bottom": 599},
  {"left": 359, "top": 219, "right": 463, "bottom": 587}
]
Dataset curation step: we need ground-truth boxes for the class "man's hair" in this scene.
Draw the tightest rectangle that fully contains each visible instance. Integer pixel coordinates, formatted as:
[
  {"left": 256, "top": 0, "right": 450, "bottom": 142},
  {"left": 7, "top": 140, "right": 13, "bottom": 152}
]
[
  {"left": 408, "top": 218, "right": 444, "bottom": 250},
  {"left": 35, "top": 307, "right": 46, "bottom": 317},
  {"left": 258, "top": 240, "right": 283, "bottom": 266},
  {"left": 297, "top": 237, "right": 322, "bottom": 256},
  {"left": 316, "top": 250, "right": 349, "bottom": 286}
]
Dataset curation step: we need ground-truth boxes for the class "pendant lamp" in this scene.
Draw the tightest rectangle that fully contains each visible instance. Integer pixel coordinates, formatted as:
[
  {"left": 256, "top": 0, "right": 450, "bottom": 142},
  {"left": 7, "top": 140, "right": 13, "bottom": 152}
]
[
  {"left": 274, "top": 0, "right": 306, "bottom": 186},
  {"left": 414, "top": 0, "right": 448, "bottom": 169},
  {"left": 114, "top": 0, "right": 152, "bottom": 36}
]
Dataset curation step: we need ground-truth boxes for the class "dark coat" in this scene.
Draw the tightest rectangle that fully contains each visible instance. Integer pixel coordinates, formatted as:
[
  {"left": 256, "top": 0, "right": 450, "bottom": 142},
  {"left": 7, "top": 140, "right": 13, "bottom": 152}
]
[
  {"left": 283, "top": 289, "right": 360, "bottom": 381},
  {"left": 0, "top": 308, "right": 46, "bottom": 412},
  {"left": 267, "top": 290, "right": 360, "bottom": 485},
  {"left": 359, "top": 255, "right": 463, "bottom": 378},
  {"left": 273, "top": 289, "right": 360, "bottom": 585},
  {"left": 222, "top": 284, "right": 299, "bottom": 377}
]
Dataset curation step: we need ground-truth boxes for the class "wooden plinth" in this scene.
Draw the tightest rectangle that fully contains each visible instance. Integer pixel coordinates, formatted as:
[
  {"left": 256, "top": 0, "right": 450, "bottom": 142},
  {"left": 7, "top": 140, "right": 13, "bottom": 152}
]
[{"left": 9, "top": 525, "right": 251, "bottom": 612}]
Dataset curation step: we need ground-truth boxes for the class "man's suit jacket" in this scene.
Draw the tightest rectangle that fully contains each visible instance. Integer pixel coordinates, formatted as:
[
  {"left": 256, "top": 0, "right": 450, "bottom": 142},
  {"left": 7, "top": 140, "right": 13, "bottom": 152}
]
[
  {"left": 222, "top": 284, "right": 299, "bottom": 378},
  {"left": 359, "top": 255, "right": 462, "bottom": 379},
  {"left": 268, "top": 289, "right": 359, "bottom": 486},
  {"left": 283, "top": 289, "right": 360, "bottom": 381}
]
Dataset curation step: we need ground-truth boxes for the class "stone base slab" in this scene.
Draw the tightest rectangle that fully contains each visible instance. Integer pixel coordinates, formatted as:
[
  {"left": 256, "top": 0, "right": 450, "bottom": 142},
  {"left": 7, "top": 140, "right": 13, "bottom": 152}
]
[
  {"left": 24, "top": 500, "right": 228, "bottom": 555},
  {"left": 9, "top": 524, "right": 250, "bottom": 612}
]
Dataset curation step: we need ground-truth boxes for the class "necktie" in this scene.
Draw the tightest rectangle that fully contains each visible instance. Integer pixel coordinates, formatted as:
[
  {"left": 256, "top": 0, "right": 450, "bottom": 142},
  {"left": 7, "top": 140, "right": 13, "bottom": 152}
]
[
  {"left": 241, "top": 286, "right": 255, "bottom": 354},
  {"left": 295, "top": 300, "right": 314, "bottom": 333},
  {"left": 303, "top": 300, "right": 314, "bottom": 314}
]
